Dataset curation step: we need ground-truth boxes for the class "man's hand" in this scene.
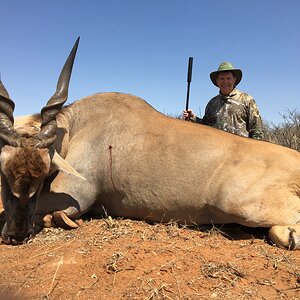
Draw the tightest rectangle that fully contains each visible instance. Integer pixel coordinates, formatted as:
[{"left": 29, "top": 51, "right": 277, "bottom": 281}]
[{"left": 182, "top": 109, "right": 195, "bottom": 121}]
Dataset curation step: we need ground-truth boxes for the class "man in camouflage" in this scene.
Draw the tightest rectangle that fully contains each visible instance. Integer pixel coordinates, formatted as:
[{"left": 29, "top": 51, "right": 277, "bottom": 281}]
[{"left": 183, "top": 62, "right": 264, "bottom": 139}]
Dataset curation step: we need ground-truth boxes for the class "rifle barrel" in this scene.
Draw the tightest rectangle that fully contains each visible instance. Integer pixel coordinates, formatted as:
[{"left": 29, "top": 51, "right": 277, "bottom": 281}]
[{"left": 185, "top": 57, "right": 193, "bottom": 111}]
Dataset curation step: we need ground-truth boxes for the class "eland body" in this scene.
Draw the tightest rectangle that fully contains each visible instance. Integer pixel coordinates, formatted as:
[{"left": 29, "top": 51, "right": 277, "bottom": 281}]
[{"left": 0, "top": 39, "right": 300, "bottom": 249}]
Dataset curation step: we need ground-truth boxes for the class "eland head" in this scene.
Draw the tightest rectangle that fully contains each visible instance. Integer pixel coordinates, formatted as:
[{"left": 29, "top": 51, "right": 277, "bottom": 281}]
[{"left": 0, "top": 38, "right": 79, "bottom": 244}]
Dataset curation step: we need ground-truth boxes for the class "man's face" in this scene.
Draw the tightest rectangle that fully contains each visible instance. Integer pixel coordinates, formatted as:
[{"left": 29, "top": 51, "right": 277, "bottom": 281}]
[{"left": 216, "top": 71, "right": 236, "bottom": 96}]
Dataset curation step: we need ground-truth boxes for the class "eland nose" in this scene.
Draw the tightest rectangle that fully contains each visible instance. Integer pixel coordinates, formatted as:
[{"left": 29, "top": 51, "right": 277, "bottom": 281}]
[{"left": 1, "top": 224, "right": 34, "bottom": 245}]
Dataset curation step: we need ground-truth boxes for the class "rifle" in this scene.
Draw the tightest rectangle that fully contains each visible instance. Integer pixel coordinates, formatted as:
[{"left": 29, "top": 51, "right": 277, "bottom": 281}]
[{"left": 185, "top": 57, "right": 193, "bottom": 120}]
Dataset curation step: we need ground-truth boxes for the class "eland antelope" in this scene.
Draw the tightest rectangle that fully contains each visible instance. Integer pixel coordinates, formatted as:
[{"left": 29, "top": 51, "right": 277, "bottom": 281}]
[{"left": 0, "top": 38, "right": 300, "bottom": 249}]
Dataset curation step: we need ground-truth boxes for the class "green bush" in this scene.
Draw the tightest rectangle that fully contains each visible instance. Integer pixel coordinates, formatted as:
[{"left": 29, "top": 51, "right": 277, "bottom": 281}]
[{"left": 263, "top": 109, "right": 300, "bottom": 151}]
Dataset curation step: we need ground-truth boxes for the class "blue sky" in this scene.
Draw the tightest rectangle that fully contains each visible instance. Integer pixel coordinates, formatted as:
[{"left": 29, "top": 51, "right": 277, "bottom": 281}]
[{"left": 0, "top": 0, "right": 299, "bottom": 124}]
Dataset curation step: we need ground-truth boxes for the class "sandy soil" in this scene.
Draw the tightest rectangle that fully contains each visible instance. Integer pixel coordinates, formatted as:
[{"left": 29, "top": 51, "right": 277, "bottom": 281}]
[{"left": 0, "top": 212, "right": 299, "bottom": 300}]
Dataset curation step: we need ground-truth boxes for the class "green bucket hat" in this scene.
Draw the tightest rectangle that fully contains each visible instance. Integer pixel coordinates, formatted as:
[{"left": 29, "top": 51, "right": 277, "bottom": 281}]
[{"left": 210, "top": 62, "right": 242, "bottom": 87}]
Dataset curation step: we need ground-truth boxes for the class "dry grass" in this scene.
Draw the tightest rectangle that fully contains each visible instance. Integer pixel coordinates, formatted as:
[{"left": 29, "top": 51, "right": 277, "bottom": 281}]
[{"left": 0, "top": 217, "right": 299, "bottom": 299}]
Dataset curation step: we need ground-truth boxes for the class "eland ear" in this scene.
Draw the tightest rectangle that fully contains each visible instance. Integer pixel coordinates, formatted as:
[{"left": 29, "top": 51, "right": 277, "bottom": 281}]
[{"left": 51, "top": 150, "right": 86, "bottom": 181}]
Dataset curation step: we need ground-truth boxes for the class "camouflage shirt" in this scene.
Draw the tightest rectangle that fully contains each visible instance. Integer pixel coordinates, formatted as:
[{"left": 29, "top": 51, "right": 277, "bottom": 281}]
[{"left": 193, "top": 88, "right": 264, "bottom": 139}]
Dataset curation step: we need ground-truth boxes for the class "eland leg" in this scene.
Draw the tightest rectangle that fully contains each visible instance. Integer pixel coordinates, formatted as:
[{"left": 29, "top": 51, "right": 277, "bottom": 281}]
[
  {"left": 36, "top": 171, "right": 97, "bottom": 229},
  {"left": 268, "top": 225, "right": 300, "bottom": 250}
]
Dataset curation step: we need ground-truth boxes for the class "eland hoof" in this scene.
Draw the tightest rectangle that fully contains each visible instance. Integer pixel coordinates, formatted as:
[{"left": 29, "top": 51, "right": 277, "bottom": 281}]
[{"left": 53, "top": 211, "right": 79, "bottom": 229}]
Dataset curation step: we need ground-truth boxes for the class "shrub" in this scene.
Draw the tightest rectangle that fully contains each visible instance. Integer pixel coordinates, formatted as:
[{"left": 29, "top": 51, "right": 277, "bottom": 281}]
[{"left": 263, "top": 109, "right": 300, "bottom": 151}]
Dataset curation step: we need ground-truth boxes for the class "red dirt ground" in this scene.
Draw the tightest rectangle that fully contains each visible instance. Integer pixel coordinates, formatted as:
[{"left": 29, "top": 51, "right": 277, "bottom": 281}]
[{"left": 0, "top": 210, "right": 299, "bottom": 300}]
